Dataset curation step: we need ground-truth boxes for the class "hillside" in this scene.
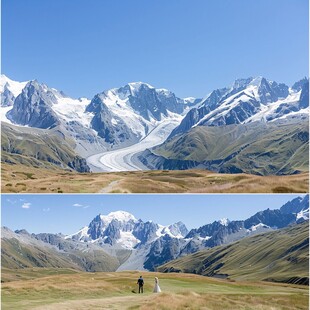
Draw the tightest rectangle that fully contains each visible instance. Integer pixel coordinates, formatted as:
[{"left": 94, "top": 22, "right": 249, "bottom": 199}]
[
  {"left": 142, "top": 118, "right": 309, "bottom": 175},
  {"left": 1, "top": 123, "right": 89, "bottom": 172},
  {"left": 158, "top": 221, "right": 309, "bottom": 285},
  {"left": 1, "top": 227, "right": 120, "bottom": 272}
]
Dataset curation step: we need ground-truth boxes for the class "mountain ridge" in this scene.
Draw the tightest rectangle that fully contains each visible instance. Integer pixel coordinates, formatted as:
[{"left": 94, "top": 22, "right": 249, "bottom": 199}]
[
  {"left": 1, "top": 74, "right": 308, "bottom": 174},
  {"left": 2, "top": 195, "right": 308, "bottom": 272}
]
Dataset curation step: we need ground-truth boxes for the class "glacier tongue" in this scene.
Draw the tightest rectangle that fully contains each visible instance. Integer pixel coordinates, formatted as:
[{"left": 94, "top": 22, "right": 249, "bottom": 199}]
[{"left": 87, "top": 117, "right": 181, "bottom": 172}]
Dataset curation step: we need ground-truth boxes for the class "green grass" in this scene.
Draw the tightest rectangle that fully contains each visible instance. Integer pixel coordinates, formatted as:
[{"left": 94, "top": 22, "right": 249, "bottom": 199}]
[{"left": 1, "top": 270, "right": 308, "bottom": 310}]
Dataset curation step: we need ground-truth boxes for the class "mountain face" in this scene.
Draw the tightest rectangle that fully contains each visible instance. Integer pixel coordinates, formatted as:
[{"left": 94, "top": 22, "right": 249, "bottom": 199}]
[
  {"left": 84, "top": 82, "right": 198, "bottom": 145},
  {"left": 7, "top": 81, "right": 60, "bottom": 129},
  {"left": 3, "top": 195, "right": 308, "bottom": 272},
  {"left": 169, "top": 77, "right": 309, "bottom": 139},
  {"left": 66, "top": 211, "right": 188, "bottom": 253}
]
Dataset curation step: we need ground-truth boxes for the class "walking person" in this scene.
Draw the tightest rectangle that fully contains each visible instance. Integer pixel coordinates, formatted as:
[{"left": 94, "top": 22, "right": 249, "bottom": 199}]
[
  {"left": 153, "top": 277, "right": 161, "bottom": 293},
  {"left": 137, "top": 275, "right": 144, "bottom": 293}
]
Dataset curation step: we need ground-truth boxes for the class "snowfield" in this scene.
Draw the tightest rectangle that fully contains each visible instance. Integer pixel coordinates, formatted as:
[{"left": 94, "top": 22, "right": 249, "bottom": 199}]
[{"left": 87, "top": 118, "right": 180, "bottom": 172}]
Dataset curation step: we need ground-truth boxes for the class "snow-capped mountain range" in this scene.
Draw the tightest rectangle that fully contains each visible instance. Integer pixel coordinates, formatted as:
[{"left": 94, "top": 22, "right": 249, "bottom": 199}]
[
  {"left": 169, "top": 76, "right": 309, "bottom": 139},
  {"left": 2, "top": 195, "right": 308, "bottom": 271},
  {"left": 0, "top": 74, "right": 199, "bottom": 148},
  {"left": 66, "top": 210, "right": 188, "bottom": 249},
  {"left": 63, "top": 195, "right": 308, "bottom": 270},
  {"left": 1, "top": 74, "right": 308, "bottom": 172}
]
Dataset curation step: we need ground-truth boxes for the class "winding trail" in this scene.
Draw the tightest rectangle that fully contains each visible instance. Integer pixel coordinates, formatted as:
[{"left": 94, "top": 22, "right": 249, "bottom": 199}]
[{"left": 87, "top": 120, "right": 179, "bottom": 172}]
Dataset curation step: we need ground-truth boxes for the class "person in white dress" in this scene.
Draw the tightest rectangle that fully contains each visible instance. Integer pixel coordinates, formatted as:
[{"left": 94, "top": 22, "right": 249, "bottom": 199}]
[{"left": 153, "top": 277, "right": 161, "bottom": 293}]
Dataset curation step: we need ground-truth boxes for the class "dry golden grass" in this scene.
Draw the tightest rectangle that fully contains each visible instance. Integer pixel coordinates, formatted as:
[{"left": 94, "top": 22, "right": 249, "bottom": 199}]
[
  {"left": 1, "top": 270, "right": 308, "bottom": 310},
  {"left": 1, "top": 163, "right": 308, "bottom": 193}
]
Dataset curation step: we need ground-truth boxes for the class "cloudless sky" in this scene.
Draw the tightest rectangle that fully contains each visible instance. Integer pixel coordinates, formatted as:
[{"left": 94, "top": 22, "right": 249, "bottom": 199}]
[
  {"left": 2, "top": 0, "right": 309, "bottom": 99},
  {"left": 1, "top": 194, "right": 304, "bottom": 234}
]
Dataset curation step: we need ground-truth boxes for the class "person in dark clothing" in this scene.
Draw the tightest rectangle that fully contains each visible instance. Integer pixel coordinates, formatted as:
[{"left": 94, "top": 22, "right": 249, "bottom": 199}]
[{"left": 137, "top": 275, "right": 144, "bottom": 293}]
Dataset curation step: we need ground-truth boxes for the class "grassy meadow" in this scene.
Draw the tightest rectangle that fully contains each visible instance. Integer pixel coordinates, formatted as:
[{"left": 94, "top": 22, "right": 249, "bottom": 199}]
[
  {"left": 1, "top": 269, "right": 309, "bottom": 310},
  {"left": 1, "top": 163, "right": 308, "bottom": 193}
]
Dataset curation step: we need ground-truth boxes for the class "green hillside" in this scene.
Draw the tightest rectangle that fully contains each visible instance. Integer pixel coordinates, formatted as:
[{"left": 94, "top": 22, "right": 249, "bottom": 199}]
[
  {"left": 158, "top": 221, "right": 309, "bottom": 284},
  {"left": 1, "top": 233, "right": 120, "bottom": 273},
  {"left": 151, "top": 119, "right": 309, "bottom": 175},
  {"left": 1, "top": 123, "right": 89, "bottom": 172}
]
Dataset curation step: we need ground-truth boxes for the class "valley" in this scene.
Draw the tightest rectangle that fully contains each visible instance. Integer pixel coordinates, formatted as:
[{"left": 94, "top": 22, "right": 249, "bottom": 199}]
[
  {"left": 87, "top": 118, "right": 179, "bottom": 172},
  {"left": 1, "top": 270, "right": 308, "bottom": 310}
]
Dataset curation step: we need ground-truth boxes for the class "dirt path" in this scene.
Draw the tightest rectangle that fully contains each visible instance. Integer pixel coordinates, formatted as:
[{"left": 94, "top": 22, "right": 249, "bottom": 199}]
[
  {"left": 32, "top": 294, "right": 155, "bottom": 310},
  {"left": 99, "top": 180, "right": 120, "bottom": 193}
]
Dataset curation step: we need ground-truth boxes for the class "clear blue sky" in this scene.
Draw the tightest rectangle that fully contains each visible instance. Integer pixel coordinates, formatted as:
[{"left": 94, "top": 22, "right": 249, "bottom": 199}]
[
  {"left": 2, "top": 0, "right": 308, "bottom": 99},
  {"left": 1, "top": 194, "right": 304, "bottom": 234}
]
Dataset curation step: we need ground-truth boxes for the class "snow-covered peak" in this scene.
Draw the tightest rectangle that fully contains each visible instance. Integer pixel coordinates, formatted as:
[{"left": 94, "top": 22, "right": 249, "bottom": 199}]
[
  {"left": 99, "top": 211, "right": 137, "bottom": 223},
  {"left": 156, "top": 88, "right": 173, "bottom": 96},
  {"left": 128, "top": 81, "right": 154, "bottom": 93},
  {"left": 219, "top": 218, "right": 230, "bottom": 226},
  {"left": 248, "top": 76, "right": 264, "bottom": 87},
  {"left": 232, "top": 77, "right": 253, "bottom": 89},
  {"left": 0, "top": 74, "right": 28, "bottom": 97}
]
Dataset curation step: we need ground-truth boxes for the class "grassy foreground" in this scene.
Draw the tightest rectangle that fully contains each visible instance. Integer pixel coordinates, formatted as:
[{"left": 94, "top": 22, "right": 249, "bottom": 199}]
[
  {"left": 1, "top": 163, "right": 308, "bottom": 193},
  {"left": 1, "top": 269, "right": 308, "bottom": 310}
]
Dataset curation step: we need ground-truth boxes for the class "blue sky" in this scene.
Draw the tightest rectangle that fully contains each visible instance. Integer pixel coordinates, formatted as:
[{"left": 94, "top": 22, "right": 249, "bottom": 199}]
[
  {"left": 1, "top": 194, "right": 304, "bottom": 234},
  {"left": 2, "top": 0, "right": 308, "bottom": 99}
]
